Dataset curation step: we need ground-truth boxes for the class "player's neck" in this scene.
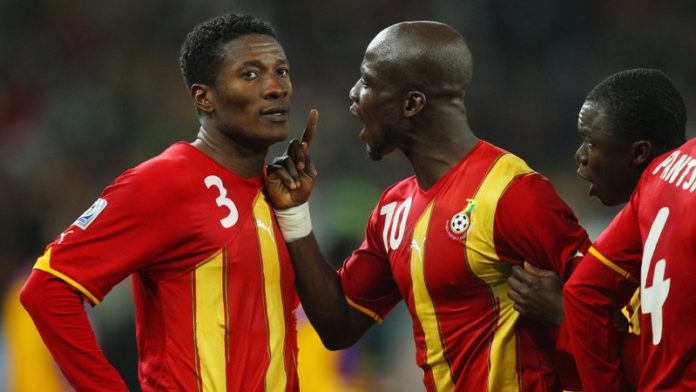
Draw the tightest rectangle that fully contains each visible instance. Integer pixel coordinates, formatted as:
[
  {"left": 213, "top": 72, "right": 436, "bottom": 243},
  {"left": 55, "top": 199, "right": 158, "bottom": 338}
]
[
  {"left": 192, "top": 127, "right": 267, "bottom": 178},
  {"left": 408, "top": 137, "right": 479, "bottom": 191},
  {"left": 405, "top": 120, "right": 479, "bottom": 191}
]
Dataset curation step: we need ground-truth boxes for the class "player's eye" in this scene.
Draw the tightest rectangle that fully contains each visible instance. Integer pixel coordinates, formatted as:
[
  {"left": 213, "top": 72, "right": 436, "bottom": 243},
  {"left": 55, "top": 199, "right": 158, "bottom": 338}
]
[
  {"left": 277, "top": 68, "right": 289, "bottom": 77},
  {"left": 241, "top": 70, "right": 258, "bottom": 80}
]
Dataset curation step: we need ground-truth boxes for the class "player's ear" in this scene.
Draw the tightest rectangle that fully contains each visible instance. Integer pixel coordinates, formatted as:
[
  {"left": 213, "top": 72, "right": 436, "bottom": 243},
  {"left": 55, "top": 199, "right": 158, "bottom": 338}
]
[
  {"left": 631, "top": 140, "right": 652, "bottom": 166},
  {"left": 403, "top": 91, "right": 426, "bottom": 118},
  {"left": 191, "top": 84, "right": 215, "bottom": 116}
]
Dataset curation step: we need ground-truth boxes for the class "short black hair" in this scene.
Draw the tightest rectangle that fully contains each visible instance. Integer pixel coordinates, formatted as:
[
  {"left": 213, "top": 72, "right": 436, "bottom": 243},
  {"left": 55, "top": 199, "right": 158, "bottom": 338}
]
[
  {"left": 586, "top": 68, "right": 687, "bottom": 153},
  {"left": 179, "top": 13, "right": 277, "bottom": 88}
]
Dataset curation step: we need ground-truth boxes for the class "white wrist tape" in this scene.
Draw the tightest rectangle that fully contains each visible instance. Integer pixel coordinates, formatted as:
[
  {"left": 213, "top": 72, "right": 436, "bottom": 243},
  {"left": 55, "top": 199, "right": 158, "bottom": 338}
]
[{"left": 274, "top": 202, "right": 312, "bottom": 242}]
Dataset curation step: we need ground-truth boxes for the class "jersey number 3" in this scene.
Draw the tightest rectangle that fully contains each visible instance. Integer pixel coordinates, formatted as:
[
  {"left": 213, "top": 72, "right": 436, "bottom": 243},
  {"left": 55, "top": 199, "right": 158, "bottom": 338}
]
[
  {"left": 205, "top": 175, "right": 239, "bottom": 228},
  {"left": 641, "top": 207, "right": 671, "bottom": 345}
]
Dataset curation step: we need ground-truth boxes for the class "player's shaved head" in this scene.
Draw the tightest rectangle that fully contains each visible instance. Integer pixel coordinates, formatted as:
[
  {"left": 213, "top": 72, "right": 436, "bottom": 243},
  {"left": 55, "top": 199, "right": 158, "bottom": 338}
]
[{"left": 365, "top": 21, "right": 473, "bottom": 98}]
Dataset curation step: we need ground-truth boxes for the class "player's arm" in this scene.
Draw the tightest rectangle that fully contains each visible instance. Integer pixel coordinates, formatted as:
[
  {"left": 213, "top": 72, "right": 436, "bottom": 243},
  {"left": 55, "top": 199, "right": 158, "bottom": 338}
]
[
  {"left": 496, "top": 173, "right": 588, "bottom": 327},
  {"left": 563, "top": 247, "right": 638, "bottom": 392},
  {"left": 506, "top": 261, "right": 632, "bottom": 332},
  {"left": 563, "top": 201, "right": 642, "bottom": 392},
  {"left": 20, "top": 269, "right": 129, "bottom": 391},
  {"left": 507, "top": 261, "right": 565, "bottom": 326},
  {"left": 265, "top": 110, "right": 375, "bottom": 350},
  {"left": 285, "top": 234, "right": 375, "bottom": 349}
]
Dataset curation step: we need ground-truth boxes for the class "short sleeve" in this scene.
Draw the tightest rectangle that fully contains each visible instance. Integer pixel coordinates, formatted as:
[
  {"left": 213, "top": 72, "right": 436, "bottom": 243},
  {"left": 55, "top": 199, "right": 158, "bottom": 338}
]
[
  {"left": 494, "top": 173, "right": 590, "bottom": 279},
  {"left": 339, "top": 206, "right": 401, "bottom": 322}
]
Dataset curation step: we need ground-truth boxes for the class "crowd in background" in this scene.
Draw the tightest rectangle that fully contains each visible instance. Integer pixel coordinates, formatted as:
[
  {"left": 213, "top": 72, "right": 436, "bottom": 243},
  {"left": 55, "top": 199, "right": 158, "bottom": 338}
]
[{"left": 1, "top": 1, "right": 695, "bottom": 390}]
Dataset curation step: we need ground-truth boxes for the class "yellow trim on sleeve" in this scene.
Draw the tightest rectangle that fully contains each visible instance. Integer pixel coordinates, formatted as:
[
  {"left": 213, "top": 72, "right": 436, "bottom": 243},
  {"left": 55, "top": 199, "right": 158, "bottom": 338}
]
[
  {"left": 345, "top": 296, "right": 383, "bottom": 323},
  {"left": 588, "top": 246, "right": 639, "bottom": 285},
  {"left": 32, "top": 247, "right": 101, "bottom": 305}
]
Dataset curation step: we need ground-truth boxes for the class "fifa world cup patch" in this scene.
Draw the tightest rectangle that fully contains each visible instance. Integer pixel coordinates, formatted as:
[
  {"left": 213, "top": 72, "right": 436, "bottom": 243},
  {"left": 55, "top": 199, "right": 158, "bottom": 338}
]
[
  {"left": 74, "top": 198, "right": 108, "bottom": 230},
  {"left": 446, "top": 198, "right": 476, "bottom": 240}
]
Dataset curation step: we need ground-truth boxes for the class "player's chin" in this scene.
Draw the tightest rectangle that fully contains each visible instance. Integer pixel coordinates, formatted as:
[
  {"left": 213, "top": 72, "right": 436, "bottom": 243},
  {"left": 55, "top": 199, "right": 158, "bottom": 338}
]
[
  {"left": 263, "top": 125, "right": 290, "bottom": 143},
  {"left": 367, "top": 147, "right": 383, "bottom": 161},
  {"left": 596, "top": 190, "right": 623, "bottom": 207},
  {"left": 367, "top": 141, "right": 388, "bottom": 161}
]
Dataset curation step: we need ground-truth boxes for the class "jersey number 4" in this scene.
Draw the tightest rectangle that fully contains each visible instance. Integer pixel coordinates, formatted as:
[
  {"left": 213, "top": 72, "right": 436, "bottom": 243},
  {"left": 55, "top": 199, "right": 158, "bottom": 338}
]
[
  {"left": 641, "top": 207, "right": 671, "bottom": 345},
  {"left": 205, "top": 175, "right": 239, "bottom": 228}
]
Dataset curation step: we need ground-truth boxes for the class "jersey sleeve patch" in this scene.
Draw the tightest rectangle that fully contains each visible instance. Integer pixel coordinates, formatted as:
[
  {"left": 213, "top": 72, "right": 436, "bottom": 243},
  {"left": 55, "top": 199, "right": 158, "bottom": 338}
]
[{"left": 74, "top": 198, "right": 108, "bottom": 230}]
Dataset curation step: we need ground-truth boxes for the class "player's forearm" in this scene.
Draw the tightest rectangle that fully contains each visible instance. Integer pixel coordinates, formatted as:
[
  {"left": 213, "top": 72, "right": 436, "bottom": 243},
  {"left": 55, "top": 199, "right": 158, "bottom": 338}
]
[
  {"left": 20, "top": 270, "right": 129, "bottom": 391},
  {"left": 286, "top": 234, "right": 363, "bottom": 349}
]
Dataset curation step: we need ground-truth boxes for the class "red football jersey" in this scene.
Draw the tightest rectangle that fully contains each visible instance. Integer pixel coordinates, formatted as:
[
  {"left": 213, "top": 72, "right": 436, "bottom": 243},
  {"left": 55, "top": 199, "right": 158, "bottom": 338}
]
[
  {"left": 565, "top": 138, "right": 696, "bottom": 391},
  {"left": 339, "top": 141, "right": 589, "bottom": 392},
  {"left": 33, "top": 142, "right": 299, "bottom": 391}
]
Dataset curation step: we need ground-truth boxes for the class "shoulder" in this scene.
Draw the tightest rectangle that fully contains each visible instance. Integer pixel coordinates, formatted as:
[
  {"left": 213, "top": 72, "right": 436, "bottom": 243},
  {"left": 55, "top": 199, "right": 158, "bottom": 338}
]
[
  {"left": 469, "top": 146, "right": 537, "bottom": 205},
  {"left": 129, "top": 143, "right": 196, "bottom": 180},
  {"left": 121, "top": 143, "right": 202, "bottom": 188},
  {"left": 102, "top": 143, "right": 202, "bottom": 209},
  {"left": 501, "top": 171, "right": 564, "bottom": 206},
  {"left": 469, "top": 142, "right": 535, "bottom": 183},
  {"left": 377, "top": 176, "right": 419, "bottom": 205},
  {"left": 644, "top": 138, "right": 696, "bottom": 185}
]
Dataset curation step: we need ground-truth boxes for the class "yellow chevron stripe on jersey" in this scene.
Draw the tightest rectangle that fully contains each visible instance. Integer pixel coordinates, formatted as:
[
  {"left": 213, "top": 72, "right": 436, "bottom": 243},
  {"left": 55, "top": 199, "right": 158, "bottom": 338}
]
[
  {"left": 253, "top": 192, "right": 288, "bottom": 392},
  {"left": 346, "top": 296, "right": 383, "bottom": 323},
  {"left": 410, "top": 200, "right": 455, "bottom": 391},
  {"left": 193, "top": 250, "right": 227, "bottom": 392},
  {"left": 622, "top": 288, "right": 641, "bottom": 335},
  {"left": 588, "top": 246, "right": 640, "bottom": 285},
  {"left": 465, "top": 153, "right": 533, "bottom": 392},
  {"left": 33, "top": 247, "right": 101, "bottom": 305}
]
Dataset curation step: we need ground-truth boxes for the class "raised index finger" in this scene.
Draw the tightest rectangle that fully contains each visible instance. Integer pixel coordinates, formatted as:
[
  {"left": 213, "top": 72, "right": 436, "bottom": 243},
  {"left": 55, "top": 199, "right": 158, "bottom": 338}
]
[{"left": 301, "top": 109, "right": 318, "bottom": 152}]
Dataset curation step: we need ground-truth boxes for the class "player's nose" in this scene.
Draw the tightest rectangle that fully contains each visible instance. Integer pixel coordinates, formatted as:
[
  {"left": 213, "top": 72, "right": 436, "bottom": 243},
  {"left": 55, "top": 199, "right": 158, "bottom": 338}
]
[{"left": 575, "top": 144, "right": 588, "bottom": 165}]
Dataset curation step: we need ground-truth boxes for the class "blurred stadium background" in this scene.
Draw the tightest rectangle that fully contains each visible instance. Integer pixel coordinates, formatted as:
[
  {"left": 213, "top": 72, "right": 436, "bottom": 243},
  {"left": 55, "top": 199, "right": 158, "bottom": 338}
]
[{"left": 1, "top": 1, "right": 695, "bottom": 390}]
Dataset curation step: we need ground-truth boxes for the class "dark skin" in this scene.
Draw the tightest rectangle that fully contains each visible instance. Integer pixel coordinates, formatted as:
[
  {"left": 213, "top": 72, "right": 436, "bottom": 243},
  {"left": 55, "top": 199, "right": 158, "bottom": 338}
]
[
  {"left": 265, "top": 21, "right": 479, "bottom": 349},
  {"left": 575, "top": 101, "right": 652, "bottom": 207},
  {"left": 266, "top": 110, "right": 375, "bottom": 349},
  {"left": 507, "top": 99, "right": 657, "bottom": 326},
  {"left": 16, "top": 32, "right": 296, "bottom": 392},
  {"left": 507, "top": 262, "right": 566, "bottom": 326},
  {"left": 189, "top": 34, "right": 293, "bottom": 177}
]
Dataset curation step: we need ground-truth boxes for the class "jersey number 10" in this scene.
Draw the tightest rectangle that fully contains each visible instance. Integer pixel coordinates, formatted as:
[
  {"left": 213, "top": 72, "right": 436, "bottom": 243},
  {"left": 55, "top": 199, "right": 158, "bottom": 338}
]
[{"left": 380, "top": 197, "right": 412, "bottom": 251}]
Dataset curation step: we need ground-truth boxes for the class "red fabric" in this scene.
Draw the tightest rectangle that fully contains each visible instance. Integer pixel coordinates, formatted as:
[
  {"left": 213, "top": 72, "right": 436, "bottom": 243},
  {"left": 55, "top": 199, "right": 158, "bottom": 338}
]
[
  {"left": 20, "top": 270, "right": 128, "bottom": 391},
  {"left": 565, "top": 138, "right": 696, "bottom": 391},
  {"left": 340, "top": 141, "right": 589, "bottom": 391},
  {"left": 26, "top": 143, "right": 299, "bottom": 391},
  {"left": 494, "top": 173, "right": 590, "bottom": 280},
  {"left": 620, "top": 332, "right": 641, "bottom": 389},
  {"left": 563, "top": 251, "right": 637, "bottom": 392}
]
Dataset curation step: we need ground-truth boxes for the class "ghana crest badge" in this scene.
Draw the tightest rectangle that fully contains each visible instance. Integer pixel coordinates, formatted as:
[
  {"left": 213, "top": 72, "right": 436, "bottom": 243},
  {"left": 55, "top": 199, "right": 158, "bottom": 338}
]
[{"left": 446, "top": 198, "right": 475, "bottom": 240}]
